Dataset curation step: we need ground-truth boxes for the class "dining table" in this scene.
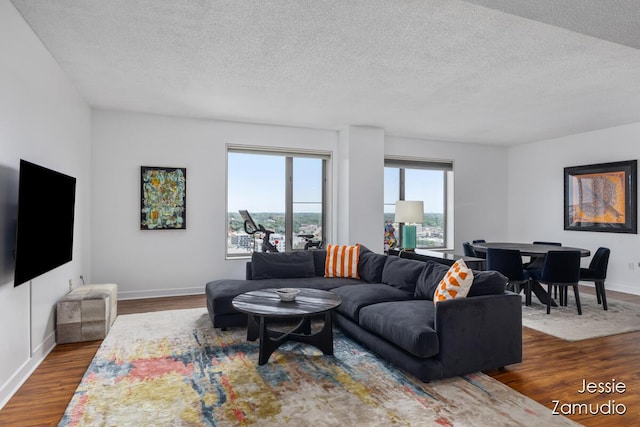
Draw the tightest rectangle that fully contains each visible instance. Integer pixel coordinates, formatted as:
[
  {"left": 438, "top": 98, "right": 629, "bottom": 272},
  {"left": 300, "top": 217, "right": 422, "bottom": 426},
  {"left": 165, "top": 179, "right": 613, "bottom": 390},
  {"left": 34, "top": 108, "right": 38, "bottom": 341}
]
[{"left": 471, "top": 242, "right": 591, "bottom": 306}]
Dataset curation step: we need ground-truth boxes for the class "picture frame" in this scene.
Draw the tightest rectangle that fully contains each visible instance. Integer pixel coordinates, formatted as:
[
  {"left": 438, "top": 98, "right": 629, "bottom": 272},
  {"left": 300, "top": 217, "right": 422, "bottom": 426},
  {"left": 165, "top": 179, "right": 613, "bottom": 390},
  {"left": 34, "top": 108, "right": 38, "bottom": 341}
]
[
  {"left": 564, "top": 160, "right": 637, "bottom": 233},
  {"left": 140, "top": 166, "right": 186, "bottom": 230}
]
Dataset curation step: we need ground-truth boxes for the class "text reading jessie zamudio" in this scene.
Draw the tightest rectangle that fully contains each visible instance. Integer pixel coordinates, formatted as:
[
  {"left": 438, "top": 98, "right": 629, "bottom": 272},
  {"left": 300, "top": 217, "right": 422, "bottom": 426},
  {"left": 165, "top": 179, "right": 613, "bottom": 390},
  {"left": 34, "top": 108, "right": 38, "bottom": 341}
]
[{"left": 552, "top": 378, "right": 627, "bottom": 416}]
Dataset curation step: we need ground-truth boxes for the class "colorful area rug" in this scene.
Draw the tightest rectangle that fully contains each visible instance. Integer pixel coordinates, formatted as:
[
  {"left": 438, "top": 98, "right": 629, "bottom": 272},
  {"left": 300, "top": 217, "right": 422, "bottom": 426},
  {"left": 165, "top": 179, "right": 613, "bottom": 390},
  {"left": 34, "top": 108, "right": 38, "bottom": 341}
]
[
  {"left": 522, "top": 293, "right": 640, "bottom": 341},
  {"left": 59, "top": 308, "right": 577, "bottom": 426}
]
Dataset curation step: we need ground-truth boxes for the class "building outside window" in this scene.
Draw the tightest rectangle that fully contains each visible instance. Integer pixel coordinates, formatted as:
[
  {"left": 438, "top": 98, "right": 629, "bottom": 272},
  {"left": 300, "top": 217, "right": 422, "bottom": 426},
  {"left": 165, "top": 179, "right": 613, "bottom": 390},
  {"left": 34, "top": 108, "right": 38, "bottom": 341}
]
[
  {"left": 384, "top": 158, "right": 452, "bottom": 250},
  {"left": 226, "top": 147, "right": 327, "bottom": 257}
]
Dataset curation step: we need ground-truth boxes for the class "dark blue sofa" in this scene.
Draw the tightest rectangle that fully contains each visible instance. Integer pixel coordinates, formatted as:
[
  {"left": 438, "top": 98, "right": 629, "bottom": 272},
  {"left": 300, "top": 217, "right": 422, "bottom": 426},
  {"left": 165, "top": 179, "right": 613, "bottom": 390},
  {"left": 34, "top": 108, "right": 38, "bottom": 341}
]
[{"left": 205, "top": 247, "right": 522, "bottom": 382}]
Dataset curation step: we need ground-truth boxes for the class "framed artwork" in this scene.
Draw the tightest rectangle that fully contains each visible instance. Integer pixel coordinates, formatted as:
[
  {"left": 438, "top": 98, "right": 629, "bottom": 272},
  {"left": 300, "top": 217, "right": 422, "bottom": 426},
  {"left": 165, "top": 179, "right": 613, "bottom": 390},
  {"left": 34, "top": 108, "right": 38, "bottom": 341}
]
[
  {"left": 140, "top": 166, "right": 186, "bottom": 230},
  {"left": 564, "top": 160, "right": 637, "bottom": 233}
]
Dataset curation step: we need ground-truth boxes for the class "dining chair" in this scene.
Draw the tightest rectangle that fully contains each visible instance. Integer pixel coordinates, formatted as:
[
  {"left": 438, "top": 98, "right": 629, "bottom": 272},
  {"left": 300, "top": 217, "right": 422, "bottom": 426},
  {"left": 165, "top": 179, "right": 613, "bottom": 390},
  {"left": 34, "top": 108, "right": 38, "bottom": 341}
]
[
  {"left": 526, "top": 241, "right": 563, "bottom": 296},
  {"left": 471, "top": 239, "right": 486, "bottom": 258},
  {"left": 462, "top": 241, "right": 476, "bottom": 257},
  {"left": 528, "top": 251, "right": 582, "bottom": 315},
  {"left": 486, "top": 248, "right": 530, "bottom": 304},
  {"left": 579, "top": 247, "right": 610, "bottom": 310}
]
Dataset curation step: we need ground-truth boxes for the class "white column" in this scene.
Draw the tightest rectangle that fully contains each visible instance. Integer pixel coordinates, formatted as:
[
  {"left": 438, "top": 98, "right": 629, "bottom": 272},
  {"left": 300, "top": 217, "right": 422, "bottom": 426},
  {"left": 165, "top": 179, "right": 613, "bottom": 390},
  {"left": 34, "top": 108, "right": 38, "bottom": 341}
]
[{"left": 336, "top": 126, "right": 385, "bottom": 252}]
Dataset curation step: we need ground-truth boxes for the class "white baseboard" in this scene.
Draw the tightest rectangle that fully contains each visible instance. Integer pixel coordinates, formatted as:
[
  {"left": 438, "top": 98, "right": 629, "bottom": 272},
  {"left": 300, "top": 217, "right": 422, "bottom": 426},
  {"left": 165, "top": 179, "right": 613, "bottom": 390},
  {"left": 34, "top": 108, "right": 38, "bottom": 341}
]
[
  {"left": 0, "top": 331, "right": 56, "bottom": 411},
  {"left": 604, "top": 282, "right": 640, "bottom": 296},
  {"left": 117, "top": 287, "right": 204, "bottom": 300},
  {"left": 579, "top": 281, "right": 639, "bottom": 296}
]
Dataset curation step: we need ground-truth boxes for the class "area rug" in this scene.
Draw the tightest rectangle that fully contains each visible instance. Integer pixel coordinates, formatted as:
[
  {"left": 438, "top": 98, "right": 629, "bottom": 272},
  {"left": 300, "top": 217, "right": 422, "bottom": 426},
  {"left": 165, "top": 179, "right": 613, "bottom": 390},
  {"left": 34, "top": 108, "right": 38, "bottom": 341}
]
[
  {"left": 522, "top": 293, "right": 640, "bottom": 341},
  {"left": 59, "top": 308, "right": 577, "bottom": 426}
]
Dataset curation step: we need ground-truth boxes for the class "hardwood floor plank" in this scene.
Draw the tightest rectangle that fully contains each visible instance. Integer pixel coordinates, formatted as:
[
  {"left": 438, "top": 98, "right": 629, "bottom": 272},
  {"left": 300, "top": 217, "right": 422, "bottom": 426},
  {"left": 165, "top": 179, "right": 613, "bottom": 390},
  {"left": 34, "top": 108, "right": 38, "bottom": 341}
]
[
  {"left": 487, "top": 287, "right": 640, "bottom": 427},
  {"left": 1, "top": 289, "right": 638, "bottom": 426}
]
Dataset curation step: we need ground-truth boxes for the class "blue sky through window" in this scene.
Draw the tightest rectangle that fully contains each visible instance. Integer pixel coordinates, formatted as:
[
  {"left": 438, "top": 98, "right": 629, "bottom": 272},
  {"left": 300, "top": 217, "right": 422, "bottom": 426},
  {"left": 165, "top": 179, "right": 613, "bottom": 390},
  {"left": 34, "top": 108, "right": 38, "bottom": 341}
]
[
  {"left": 384, "top": 167, "right": 444, "bottom": 214},
  {"left": 228, "top": 153, "right": 285, "bottom": 212},
  {"left": 228, "top": 153, "right": 322, "bottom": 213}
]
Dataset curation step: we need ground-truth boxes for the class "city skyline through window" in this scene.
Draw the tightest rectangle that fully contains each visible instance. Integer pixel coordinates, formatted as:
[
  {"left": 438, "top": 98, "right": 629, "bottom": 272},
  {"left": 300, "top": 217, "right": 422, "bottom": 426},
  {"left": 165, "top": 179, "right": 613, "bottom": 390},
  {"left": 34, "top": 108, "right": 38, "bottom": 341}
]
[
  {"left": 227, "top": 150, "right": 326, "bottom": 256},
  {"left": 384, "top": 164, "right": 448, "bottom": 250}
]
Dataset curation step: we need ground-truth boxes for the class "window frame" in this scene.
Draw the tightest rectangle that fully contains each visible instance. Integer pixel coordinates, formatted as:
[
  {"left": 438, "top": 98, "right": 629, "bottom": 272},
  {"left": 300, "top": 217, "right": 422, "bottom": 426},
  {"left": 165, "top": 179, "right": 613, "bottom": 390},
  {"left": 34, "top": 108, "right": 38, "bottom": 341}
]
[
  {"left": 384, "top": 157, "right": 452, "bottom": 250},
  {"left": 226, "top": 145, "right": 329, "bottom": 257}
]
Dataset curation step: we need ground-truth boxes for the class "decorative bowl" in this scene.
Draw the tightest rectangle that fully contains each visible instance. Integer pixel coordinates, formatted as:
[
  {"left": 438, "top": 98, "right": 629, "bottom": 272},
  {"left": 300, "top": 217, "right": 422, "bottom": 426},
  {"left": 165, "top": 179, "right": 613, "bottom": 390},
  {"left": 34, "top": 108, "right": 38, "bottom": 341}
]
[{"left": 275, "top": 288, "right": 300, "bottom": 302}]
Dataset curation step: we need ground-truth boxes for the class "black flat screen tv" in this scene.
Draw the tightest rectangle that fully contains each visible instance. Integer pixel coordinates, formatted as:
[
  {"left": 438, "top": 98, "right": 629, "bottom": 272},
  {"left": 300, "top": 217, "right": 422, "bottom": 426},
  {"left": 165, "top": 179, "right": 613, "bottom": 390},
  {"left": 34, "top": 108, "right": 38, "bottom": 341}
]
[{"left": 14, "top": 160, "right": 77, "bottom": 286}]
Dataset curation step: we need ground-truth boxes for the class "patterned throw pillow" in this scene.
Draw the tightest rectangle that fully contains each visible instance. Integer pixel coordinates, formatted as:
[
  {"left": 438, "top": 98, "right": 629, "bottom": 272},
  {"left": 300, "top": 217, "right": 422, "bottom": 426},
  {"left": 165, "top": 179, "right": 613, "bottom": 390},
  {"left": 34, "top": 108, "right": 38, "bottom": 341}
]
[
  {"left": 325, "top": 244, "right": 361, "bottom": 279},
  {"left": 433, "top": 259, "right": 474, "bottom": 304}
]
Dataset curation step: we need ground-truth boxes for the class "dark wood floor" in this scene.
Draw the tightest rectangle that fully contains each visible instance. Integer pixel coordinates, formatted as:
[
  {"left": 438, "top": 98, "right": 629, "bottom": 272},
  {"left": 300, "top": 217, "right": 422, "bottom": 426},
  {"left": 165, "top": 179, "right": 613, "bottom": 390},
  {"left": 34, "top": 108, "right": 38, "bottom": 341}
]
[{"left": 1, "top": 289, "right": 638, "bottom": 426}]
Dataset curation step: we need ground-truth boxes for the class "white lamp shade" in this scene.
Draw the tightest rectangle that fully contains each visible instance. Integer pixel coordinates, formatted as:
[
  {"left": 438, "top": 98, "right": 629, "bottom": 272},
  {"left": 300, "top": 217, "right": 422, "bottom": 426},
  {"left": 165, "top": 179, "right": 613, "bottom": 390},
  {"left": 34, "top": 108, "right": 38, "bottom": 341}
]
[{"left": 395, "top": 200, "right": 424, "bottom": 224}]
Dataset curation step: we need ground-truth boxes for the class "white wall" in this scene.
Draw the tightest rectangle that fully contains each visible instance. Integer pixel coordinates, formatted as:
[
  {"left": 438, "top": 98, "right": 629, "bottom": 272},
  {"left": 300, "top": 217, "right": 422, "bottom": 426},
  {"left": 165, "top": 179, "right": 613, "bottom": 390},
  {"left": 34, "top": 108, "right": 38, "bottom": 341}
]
[
  {"left": 385, "top": 136, "right": 510, "bottom": 251},
  {"left": 91, "top": 111, "right": 510, "bottom": 299},
  {"left": 0, "top": 2, "right": 91, "bottom": 408},
  {"left": 90, "top": 110, "right": 339, "bottom": 298},
  {"left": 508, "top": 123, "right": 640, "bottom": 295}
]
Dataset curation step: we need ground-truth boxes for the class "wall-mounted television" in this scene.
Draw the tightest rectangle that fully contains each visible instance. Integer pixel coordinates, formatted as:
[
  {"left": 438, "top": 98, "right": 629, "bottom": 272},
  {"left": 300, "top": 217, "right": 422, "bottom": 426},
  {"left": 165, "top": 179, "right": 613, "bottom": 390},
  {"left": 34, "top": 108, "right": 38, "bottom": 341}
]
[{"left": 14, "top": 160, "right": 77, "bottom": 287}]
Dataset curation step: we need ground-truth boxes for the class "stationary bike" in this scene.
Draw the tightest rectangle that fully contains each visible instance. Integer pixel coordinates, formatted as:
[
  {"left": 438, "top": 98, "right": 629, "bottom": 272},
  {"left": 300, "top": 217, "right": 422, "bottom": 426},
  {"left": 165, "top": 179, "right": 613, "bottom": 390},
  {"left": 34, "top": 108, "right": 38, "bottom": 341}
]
[
  {"left": 239, "top": 210, "right": 279, "bottom": 253},
  {"left": 297, "top": 234, "right": 323, "bottom": 250}
]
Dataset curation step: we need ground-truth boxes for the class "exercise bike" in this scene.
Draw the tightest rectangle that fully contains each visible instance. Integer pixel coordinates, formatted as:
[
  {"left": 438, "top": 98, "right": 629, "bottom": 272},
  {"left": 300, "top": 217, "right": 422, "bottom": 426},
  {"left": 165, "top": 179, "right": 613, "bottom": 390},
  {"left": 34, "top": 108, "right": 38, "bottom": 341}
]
[
  {"left": 297, "top": 234, "right": 324, "bottom": 250},
  {"left": 239, "top": 210, "right": 279, "bottom": 253}
]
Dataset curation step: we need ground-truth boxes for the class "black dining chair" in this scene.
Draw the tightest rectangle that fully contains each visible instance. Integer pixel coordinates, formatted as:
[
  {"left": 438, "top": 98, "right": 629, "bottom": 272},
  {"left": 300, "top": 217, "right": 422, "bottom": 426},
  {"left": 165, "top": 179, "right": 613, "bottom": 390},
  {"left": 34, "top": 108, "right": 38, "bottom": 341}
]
[
  {"left": 579, "top": 247, "right": 611, "bottom": 311},
  {"left": 471, "top": 239, "right": 486, "bottom": 258},
  {"left": 526, "top": 241, "right": 563, "bottom": 296},
  {"left": 462, "top": 241, "right": 476, "bottom": 257},
  {"left": 486, "top": 248, "right": 530, "bottom": 304},
  {"left": 528, "top": 251, "right": 582, "bottom": 315}
]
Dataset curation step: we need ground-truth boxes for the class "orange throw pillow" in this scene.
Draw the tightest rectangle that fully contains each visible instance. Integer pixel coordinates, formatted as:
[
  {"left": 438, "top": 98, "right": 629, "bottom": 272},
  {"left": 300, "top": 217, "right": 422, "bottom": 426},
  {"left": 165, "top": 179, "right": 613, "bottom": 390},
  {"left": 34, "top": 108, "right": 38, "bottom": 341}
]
[
  {"left": 434, "top": 259, "right": 474, "bottom": 304},
  {"left": 325, "top": 244, "right": 361, "bottom": 279}
]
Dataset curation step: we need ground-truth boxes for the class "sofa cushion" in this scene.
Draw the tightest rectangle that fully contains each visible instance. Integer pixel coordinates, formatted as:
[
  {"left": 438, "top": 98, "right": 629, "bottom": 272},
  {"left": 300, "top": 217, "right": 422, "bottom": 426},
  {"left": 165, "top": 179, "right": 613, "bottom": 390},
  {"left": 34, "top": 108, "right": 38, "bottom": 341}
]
[
  {"left": 357, "top": 246, "right": 387, "bottom": 283},
  {"left": 414, "top": 261, "right": 450, "bottom": 300},
  {"left": 331, "top": 283, "right": 412, "bottom": 321},
  {"left": 325, "top": 244, "right": 361, "bottom": 278},
  {"left": 434, "top": 259, "right": 474, "bottom": 304},
  {"left": 359, "top": 300, "right": 439, "bottom": 358},
  {"left": 311, "top": 250, "right": 327, "bottom": 277},
  {"left": 469, "top": 270, "right": 507, "bottom": 297},
  {"left": 251, "top": 251, "right": 316, "bottom": 280},
  {"left": 381, "top": 256, "right": 425, "bottom": 294}
]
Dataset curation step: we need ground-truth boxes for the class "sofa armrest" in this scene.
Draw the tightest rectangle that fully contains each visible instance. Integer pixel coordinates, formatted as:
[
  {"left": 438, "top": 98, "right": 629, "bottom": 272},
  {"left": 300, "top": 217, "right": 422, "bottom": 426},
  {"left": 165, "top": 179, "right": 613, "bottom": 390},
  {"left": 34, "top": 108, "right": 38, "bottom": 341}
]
[{"left": 434, "top": 292, "right": 522, "bottom": 377}]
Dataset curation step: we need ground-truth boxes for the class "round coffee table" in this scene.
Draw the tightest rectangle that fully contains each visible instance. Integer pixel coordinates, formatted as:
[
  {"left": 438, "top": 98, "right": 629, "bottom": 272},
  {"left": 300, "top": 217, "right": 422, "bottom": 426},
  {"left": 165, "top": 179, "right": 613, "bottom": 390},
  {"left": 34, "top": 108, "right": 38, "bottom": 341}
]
[{"left": 232, "top": 288, "right": 342, "bottom": 365}]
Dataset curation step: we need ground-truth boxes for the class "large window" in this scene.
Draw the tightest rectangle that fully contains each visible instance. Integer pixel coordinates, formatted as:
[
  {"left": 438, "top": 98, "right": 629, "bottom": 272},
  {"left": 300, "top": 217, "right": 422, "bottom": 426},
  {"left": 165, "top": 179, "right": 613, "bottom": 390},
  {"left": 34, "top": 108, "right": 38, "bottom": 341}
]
[
  {"left": 384, "top": 158, "right": 452, "bottom": 250},
  {"left": 227, "top": 147, "right": 327, "bottom": 257}
]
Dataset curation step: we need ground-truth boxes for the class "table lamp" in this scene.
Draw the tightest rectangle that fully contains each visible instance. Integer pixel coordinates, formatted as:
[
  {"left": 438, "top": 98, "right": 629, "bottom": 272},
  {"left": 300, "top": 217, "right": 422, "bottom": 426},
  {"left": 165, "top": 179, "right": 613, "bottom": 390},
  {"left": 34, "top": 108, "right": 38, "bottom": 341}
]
[{"left": 395, "top": 200, "right": 424, "bottom": 251}]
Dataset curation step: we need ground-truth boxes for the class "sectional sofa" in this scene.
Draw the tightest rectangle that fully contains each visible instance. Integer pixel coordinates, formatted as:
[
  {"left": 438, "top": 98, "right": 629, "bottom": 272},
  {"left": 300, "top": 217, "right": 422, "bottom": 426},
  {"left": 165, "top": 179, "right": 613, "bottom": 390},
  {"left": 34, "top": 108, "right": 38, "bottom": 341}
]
[{"left": 205, "top": 246, "right": 522, "bottom": 382}]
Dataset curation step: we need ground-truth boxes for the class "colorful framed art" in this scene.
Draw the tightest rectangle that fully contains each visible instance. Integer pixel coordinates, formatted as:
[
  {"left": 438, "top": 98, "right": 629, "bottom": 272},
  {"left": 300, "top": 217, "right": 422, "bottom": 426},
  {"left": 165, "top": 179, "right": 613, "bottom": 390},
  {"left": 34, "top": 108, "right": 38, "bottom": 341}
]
[
  {"left": 564, "top": 160, "right": 637, "bottom": 233},
  {"left": 140, "top": 166, "right": 186, "bottom": 230}
]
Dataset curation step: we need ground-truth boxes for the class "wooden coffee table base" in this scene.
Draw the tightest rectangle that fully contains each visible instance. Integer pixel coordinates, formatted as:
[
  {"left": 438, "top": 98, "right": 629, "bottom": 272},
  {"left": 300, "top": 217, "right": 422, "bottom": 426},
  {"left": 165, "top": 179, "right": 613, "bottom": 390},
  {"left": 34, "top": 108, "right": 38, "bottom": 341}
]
[{"left": 247, "top": 312, "right": 335, "bottom": 365}]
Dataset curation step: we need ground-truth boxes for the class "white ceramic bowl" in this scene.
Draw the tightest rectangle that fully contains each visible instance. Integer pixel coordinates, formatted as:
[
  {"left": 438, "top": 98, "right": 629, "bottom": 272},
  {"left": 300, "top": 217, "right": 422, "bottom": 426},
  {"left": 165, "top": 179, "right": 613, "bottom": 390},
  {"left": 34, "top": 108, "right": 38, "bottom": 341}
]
[{"left": 276, "top": 288, "right": 300, "bottom": 302}]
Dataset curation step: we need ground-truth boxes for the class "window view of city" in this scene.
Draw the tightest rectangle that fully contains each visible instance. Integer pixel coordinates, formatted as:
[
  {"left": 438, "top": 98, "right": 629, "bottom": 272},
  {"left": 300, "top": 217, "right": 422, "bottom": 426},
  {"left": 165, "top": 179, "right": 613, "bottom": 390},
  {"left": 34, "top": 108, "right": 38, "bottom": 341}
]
[
  {"left": 226, "top": 151, "right": 448, "bottom": 256},
  {"left": 227, "top": 212, "right": 322, "bottom": 254},
  {"left": 384, "top": 165, "right": 447, "bottom": 250},
  {"left": 383, "top": 213, "right": 445, "bottom": 250},
  {"left": 226, "top": 211, "right": 444, "bottom": 254},
  {"left": 227, "top": 150, "right": 326, "bottom": 256}
]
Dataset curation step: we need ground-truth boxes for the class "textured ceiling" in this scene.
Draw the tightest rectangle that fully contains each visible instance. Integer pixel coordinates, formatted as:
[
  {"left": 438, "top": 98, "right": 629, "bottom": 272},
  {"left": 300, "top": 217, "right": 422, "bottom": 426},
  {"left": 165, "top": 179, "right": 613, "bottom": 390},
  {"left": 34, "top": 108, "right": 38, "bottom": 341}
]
[{"left": 10, "top": 0, "right": 640, "bottom": 145}]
